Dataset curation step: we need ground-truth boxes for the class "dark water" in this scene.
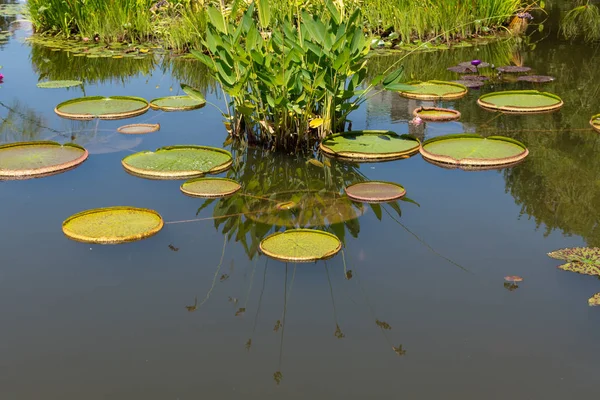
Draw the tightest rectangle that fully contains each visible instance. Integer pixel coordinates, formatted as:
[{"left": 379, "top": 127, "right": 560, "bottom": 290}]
[{"left": 1, "top": 3, "right": 599, "bottom": 399}]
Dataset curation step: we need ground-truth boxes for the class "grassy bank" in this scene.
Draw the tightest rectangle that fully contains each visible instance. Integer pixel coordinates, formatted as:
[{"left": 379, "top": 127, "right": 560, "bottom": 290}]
[{"left": 27, "top": 0, "right": 528, "bottom": 52}]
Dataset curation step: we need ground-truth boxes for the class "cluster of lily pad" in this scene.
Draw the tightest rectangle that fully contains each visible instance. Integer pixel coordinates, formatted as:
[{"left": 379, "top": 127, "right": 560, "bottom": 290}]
[
  {"left": 446, "top": 59, "right": 555, "bottom": 89},
  {"left": 547, "top": 247, "right": 600, "bottom": 307},
  {"left": 27, "top": 36, "right": 160, "bottom": 60}
]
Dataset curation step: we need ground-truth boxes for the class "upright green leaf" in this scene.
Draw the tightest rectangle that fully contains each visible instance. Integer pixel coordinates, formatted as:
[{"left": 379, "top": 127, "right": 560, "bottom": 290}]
[
  {"left": 325, "top": 0, "right": 341, "bottom": 25},
  {"left": 256, "top": 0, "right": 271, "bottom": 29},
  {"left": 383, "top": 66, "right": 405, "bottom": 87},
  {"left": 207, "top": 6, "right": 227, "bottom": 34},
  {"left": 181, "top": 84, "right": 206, "bottom": 104}
]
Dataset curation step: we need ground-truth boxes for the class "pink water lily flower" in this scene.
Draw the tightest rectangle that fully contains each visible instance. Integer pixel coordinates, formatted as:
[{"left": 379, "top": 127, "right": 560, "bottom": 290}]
[
  {"left": 0, "top": 73, "right": 4, "bottom": 82},
  {"left": 410, "top": 116, "right": 423, "bottom": 125}
]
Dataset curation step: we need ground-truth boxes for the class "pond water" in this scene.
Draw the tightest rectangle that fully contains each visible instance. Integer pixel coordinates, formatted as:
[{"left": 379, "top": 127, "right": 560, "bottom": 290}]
[{"left": 1, "top": 2, "right": 600, "bottom": 399}]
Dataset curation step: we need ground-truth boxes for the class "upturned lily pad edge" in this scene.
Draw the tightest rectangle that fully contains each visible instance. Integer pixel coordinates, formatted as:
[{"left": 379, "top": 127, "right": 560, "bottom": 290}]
[
  {"left": 180, "top": 177, "right": 242, "bottom": 198},
  {"left": 477, "top": 90, "right": 564, "bottom": 114},
  {"left": 0, "top": 141, "right": 88, "bottom": 179},
  {"left": 319, "top": 130, "right": 421, "bottom": 161},
  {"left": 345, "top": 180, "right": 406, "bottom": 203},
  {"left": 396, "top": 80, "right": 468, "bottom": 100},
  {"left": 419, "top": 133, "right": 529, "bottom": 168},
  {"left": 413, "top": 106, "right": 461, "bottom": 122},
  {"left": 117, "top": 123, "right": 161, "bottom": 134},
  {"left": 259, "top": 229, "right": 342, "bottom": 263},
  {"left": 55, "top": 95, "right": 150, "bottom": 120},
  {"left": 149, "top": 95, "right": 206, "bottom": 111},
  {"left": 62, "top": 206, "right": 164, "bottom": 244}
]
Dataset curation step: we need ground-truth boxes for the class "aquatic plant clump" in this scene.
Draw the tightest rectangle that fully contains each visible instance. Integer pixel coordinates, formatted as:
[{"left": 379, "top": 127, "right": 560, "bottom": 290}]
[
  {"left": 420, "top": 134, "right": 528, "bottom": 169},
  {"left": 149, "top": 95, "right": 206, "bottom": 111},
  {"left": 320, "top": 130, "right": 420, "bottom": 162},
  {"left": 55, "top": 96, "right": 150, "bottom": 120},
  {"left": 590, "top": 114, "right": 600, "bottom": 133},
  {"left": 62, "top": 206, "right": 163, "bottom": 244},
  {"left": 547, "top": 247, "right": 600, "bottom": 276},
  {"left": 0, "top": 141, "right": 88, "bottom": 179},
  {"left": 345, "top": 181, "right": 406, "bottom": 203},
  {"left": 122, "top": 145, "right": 233, "bottom": 179},
  {"left": 259, "top": 229, "right": 342, "bottom": 262},
  {"left": 413, "top": 107, "right": 461, "bottom": 122},
  {"left": 477, "top": 90, "right": 564, "bottom": 114},
  {"left": 37, "top": 80, "right": 83, "bottom": 88},
  {"left": 180, "top": 177, "right": 241, "bottom": 198},
  {"left": 117, "top": 123, "right": 160, "bottom": 134},
  {"left": 394, "top": 80, "right": 468, "bottom": 100}
]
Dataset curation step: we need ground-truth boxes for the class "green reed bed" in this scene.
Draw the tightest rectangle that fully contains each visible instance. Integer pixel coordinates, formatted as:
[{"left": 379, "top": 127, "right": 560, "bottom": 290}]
[{"left": 27, "top": 0, "right": 527, "bottom": 51}]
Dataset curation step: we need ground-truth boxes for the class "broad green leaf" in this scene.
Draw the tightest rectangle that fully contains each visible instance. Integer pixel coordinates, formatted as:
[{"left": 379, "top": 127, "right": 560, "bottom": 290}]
[
  {"left": 207, "top": 6, "right": 227, "bottom": 34},
  {"left": 181, "top": 84, "right": 206, "bottom": 103},
  {"left": 382, "top": 66, "right": 405, "bottom": 86},
  {"left": 256, "top": 0, "right": 271, "bottom": 29}
]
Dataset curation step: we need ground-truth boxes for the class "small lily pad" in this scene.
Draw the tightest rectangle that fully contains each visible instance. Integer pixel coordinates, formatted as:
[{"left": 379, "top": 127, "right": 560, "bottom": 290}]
[
  {"left": 589, "top": 293, "right": 600, "bottom": 307},
  {"left": 516, "top": 75, "right": 555, "bottom": 83},
  {"left": 453, "top": 80, "right": 484, "bottom": 89},
  {"left": 345, "top": 181, "right": 406, "bottom": 203},
  {"left": 62, "top": 206, "right": 163, "bottom": 244},
  {"left": 259, "top": 229, "right": 342, "bottom": 262},
  {"left": 504, "top": 276, "right": 523, "bottom": 282},
  {"left": 55, "top": 96, "right": 150, "bottom": 120},
  {"left": 547, "top": 247, "right": 600, "bottom": 276},
  {"left": 320, "top": 130, "right": 420, "bottom": 162},
  {"left": 117, "top": 123, "right": 160, "bottom": 134},
  {"left": 149, "top": 95, "right": 205, "bottom": 111},
  {"left": 180, "top": 177, "right": 241, "bottom": 198},
  {"left": 496, "top": 66, "right": 532, "bottom": 73},
  {"left": 0, "top": 141, "right": 88, "bottom": 179},
  {"left": 477, "top": 90, "right": 563, "bottom": 113},
  {"left": 37, "top": 80, "right": 83, "bottom": 89},
  {"left": 590, "top": 114, "right": 600, "bottom": 133},
  {"left": 122, "top": 145, "right": 233, "bottom": 179},
  {"left": 413, "top": 107, "right": 461, "bottom": 122},
  {"left": 447, "top": 65, "right": 476, "bottom": 74},
  {"left": 420, "top": 134, "right": 528, "bottom": 169},
  {"left": 459, "top": 75, "right": 489, "bottom": 81},
  {"left": 393, "top": 80, "right": 468, "bottom": 100},
  {"left": 458, "top": 61, "right": 490, "bottom": 69}
]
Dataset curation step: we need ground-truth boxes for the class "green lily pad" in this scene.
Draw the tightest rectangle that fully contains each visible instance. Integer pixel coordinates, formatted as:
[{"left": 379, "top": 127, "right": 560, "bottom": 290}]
[
  {"left": 122, "top": 145, "right": 233, "bottom": 179},
  {"left": 149, "top": 95, "right": 206, "bottom": 111},
  {"left": 590, "top": 114, "right": 600, "bottom": 133},
  {"left": 37, "top": 80, "right": 83, "bottom": 89},
  {"left": 117, "top": 123, "right": 160, "bottom": 134},
  {"left": 55, "top": 96, "right": 150, "bottom": 120},
  {"left": 320, "top": 130, "right": 420, "bottom": 162},
  {"left": 589, "top": 293, "right": 600, "bottom": 307},
  {"left": 393, "top": 80, "right": 468, "bottom": 100},
  {"left": 180, "top": 177, "right": 241, "bottom": 198},
  {"left": 0, "top": 141, "right": 88, "bottom": 180},
  {"left": 413, "top": 107, "right": 461, "bottom": 122},
  {"left": 259, "top": 229, "right": 342, "bottom": 262},
  {"left": 345, "top": 181, "right": 406, "bottom": 203},
  {"left": 547, "top": 247, "right": 600, "bottom": 276},
  {"left": 420, "top": 134, "right": 528, "bottom": 169},
  {"left": 62, "top": 206, "right": 163, "bottom": 244},
  {"left": 477, "top": 90, "right": 563, "bottom": 113},
  {"left": 242, "top": 190, "right": 364, "bottom": 228}
]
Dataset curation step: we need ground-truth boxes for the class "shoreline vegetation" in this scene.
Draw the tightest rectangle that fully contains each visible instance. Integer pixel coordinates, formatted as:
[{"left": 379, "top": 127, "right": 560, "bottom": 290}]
[{"left": 26, "top": 0, "right": 531, "bottom": 53}]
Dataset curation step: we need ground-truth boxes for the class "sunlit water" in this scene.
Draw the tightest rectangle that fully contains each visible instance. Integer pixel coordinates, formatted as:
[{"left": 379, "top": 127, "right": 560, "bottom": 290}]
[{"left": 1, "top": 2, "right": 599, "bottom": 399}]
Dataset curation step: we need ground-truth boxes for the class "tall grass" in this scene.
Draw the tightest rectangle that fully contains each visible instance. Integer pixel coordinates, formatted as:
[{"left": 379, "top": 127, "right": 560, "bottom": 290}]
[{"left": 27, "top": 0, "right": 526, "bottom": 51}]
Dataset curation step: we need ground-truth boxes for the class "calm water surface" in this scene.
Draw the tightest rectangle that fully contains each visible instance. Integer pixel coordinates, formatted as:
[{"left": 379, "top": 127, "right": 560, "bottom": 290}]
[{"left": 1, "top": 3, "right": 599, "bottom": 399}]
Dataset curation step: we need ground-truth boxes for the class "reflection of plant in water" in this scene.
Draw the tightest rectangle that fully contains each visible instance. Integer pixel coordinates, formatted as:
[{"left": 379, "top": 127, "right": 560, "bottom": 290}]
[{"left": 0, "top": 100, "right": 48, "bottom": 143}]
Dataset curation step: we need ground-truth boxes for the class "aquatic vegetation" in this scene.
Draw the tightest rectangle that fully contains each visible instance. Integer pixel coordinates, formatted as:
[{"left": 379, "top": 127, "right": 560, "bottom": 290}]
[
  {"left": 590, "top": 114, "right": 600, "bottom": 133},
  {"left": 391, "top": 80, "right": 468, "bottom": 100},
  {"left": 36, "top": 80, "right": 83, "bottom": 89},
  {"left": 413, "top": 107, "right": 461, "bottom": 122},
  {"left": 589, "top": 293, "right": 600, "bottom": 306},
  {"left": 477, "top": 90, "right": 564, "bottom": 113},
  {"left": 547, "top": 247, "right": 600, "bottom": 276},
  {"left": 496, "top": 65, "right": 532, "bottom": 73},
  {"left": 420, "top": 134, "right": 529, "bottom": 169},
  {"left": 149, "top": 95, "right": 205, "bottom": 111},
  {"left": 259, "top": 229, "right": 342, "bottom": 262},
  {"left": 62, "top": 206, "right": 164, "bottom": 244},
  {"left": 0, "top": 141, "right": 88, "bottom": 180},
  {"left": 180, "top": 177, "right": 241, "bottom": 198},
  {"left": 345, "top": 181, "right": 406, "bottom": 203},
  {"left": 516, "top": 75, "right": 556, "bottom": 83},
  {"left": 55, "top": 96, "right": 150, "bottom": 120},
  {"left": 122, "top": 145, "right": 233, "bottom": 179},
  {"left": 320, "top": 131, "right": 420, "bottom": 161},
  {"left": 561, "top": 1, "right": 600, "bottom": 42},
  {"left": 117, "top": 123, "right": 160, "bottom": 134},
  {"left": 504, "top": 275, "right": 524, "bottom": 282}
]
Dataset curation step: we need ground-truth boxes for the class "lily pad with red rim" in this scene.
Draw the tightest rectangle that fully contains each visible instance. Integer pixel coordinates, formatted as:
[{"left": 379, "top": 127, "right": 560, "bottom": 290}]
[
  {"left": 477, "top": 90, "right": 563, "bottom": 113},
  {"left": 180, "top": 177, "right": 241, "bottom": 198},
  {"left": 413, "top": 107, "right": 461, "bottom": 122},
  {"left": 117, "top": 123, "right": 160, "bottom": 134},
  {"left": 393, "top": 80, "right": 468, "bottom": 100},
  {"left": 259, "top": 229, "right": 342, "bottom": 263},
  {"left": 319, "top": 130, "right": 420, "bottom": 162},
  {"left": 149, "top": 95, "right": 205, "bottom": 111},
  {"left": 55, "top": 96, "right": 150, "bottom": 120},
  {"left": 345, "top": 181, "right": 406, "bottom": 203}
]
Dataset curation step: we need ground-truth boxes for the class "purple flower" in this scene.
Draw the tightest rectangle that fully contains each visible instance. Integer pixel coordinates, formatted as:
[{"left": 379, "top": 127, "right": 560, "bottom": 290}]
[
  {"left": 517, "top": 12, "right": 533, "bottom": 21},
  {"left": 0, "top": 73, "right": 4, "bottom": 82},
  {"left": 471, "top": 60, "right": 481, "bottom": 67},
  {"left": 410, "top": 116, "right": 423, "bottom": 126}
]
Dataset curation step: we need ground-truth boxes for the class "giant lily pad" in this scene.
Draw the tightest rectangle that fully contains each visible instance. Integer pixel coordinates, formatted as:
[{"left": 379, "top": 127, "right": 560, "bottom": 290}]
[
  {"left": 180, "top": 177, "right": 241, "bottom": 198},
  {"left": 37, "top": 80, "right": 83, "bottom": 89},
  {"left": 62, "top": 206, "right": 163, "bottom": 244},
  {"left": 394, "top": 80, "right": 468, "bottom": 100},
  {"left": 0, "top": 141, "right": 88, "bottom": 179},
  {"left": 345, "top": 181, "right": 406, "bottom": 203},
  {"left": 242, "top": 190, "right": 364, "bottom": 228},
  {"left": 55, "top": 96, "right": 150, "bottom": 120},
  {"left": 547, "top": 247, "right": 600, "bottom": 276},
  {"left": 149, "top": 95, "right": 205, "bottom": 111},
  {"left": 589, "top": 293, "right": 600, "bottom": 307},
  {"left": 259, "top": 229, "right": 342, "bottom": 262},
  {"left": 117, "top": 123, "right": 160, "bottom": 134},
  {"left": 413, "top": 107, "right": 461, "bottom": 122},
  {"left": 590, "top": 114, "right": 600, "bottom": 133},
  {"left": 477, "top": 90, "right": 563, "bottom": 113},
  {"left": 320, "top": 130, "right": 420, "bottom": 161},
  {"left": 122, "top": 145, "right": 233, "bottom": 179},
  {"left": 420, "top": 134, "right": 528, "bottom": 169}
]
